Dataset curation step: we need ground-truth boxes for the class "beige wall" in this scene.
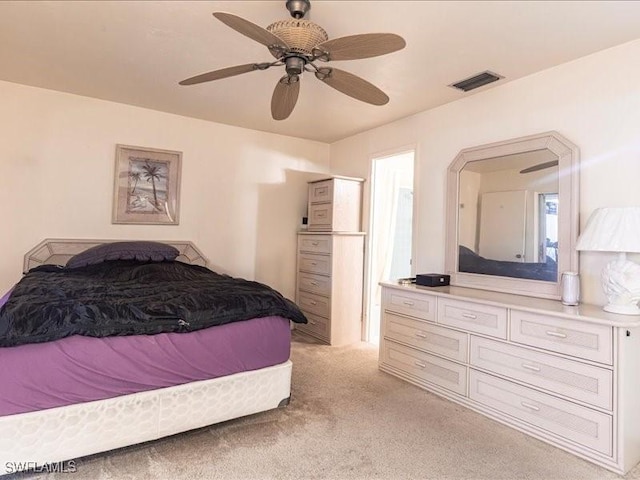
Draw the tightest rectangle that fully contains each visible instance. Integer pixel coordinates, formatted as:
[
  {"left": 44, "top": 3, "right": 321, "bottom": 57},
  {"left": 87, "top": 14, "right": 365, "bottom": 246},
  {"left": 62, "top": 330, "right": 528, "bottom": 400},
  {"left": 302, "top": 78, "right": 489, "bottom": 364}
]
[
  {"left": 330, "top": 39, "right": 640, "bottom": 306},
  {"left": 0, "top": 81, "right": 330, "bottom": 297},
  {"left": 458, "top": 170, "right": 481, "bottom": 251}
]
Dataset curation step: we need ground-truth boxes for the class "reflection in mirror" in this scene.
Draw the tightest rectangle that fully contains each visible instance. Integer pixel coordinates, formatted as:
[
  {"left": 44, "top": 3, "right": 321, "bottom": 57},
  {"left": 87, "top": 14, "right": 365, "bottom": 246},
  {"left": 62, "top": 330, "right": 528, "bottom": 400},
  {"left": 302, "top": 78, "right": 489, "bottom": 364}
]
[
  {"left": 445, "top": 131, "right": 579, "bottom": 299},
  {"left": 458, "top": 150, "right": 559, "bottom": 281}
]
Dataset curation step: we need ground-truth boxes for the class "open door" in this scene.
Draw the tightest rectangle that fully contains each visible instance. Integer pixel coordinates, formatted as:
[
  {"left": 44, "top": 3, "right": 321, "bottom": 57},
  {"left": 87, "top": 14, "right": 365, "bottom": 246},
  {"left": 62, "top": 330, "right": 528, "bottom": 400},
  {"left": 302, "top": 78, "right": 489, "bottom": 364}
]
[
  {"left": 366, "top": 151, "right": 414, "bottom": 344},
  {"left": 478, "top": 190, "right": 527, "bottom": 262}
]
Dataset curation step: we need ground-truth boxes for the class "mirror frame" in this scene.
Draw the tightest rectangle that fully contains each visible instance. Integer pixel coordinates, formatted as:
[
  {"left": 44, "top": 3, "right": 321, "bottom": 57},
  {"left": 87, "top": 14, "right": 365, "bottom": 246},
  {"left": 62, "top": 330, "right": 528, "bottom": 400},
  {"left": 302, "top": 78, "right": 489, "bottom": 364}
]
[{"left": 444, "top": 131, "right": 579, "bottom": 299}]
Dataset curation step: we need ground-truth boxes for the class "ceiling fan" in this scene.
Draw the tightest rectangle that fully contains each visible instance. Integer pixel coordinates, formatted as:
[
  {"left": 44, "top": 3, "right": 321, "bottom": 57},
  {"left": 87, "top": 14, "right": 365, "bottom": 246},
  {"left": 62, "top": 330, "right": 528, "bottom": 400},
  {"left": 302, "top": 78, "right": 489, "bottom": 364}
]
[
  {"left": 179, "top": 0, "right": 406, "bottom": 120},
  {"left": 519, "top": 160, "right": 559, "bottom": 174}
]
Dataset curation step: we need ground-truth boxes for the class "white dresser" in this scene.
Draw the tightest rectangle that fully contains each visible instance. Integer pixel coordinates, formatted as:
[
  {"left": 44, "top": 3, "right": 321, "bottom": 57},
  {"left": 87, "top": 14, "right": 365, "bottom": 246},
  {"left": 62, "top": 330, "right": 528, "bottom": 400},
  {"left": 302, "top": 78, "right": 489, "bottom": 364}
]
[
  {"left": 379, "top": 283, "right": 640, "bottom": 474},
  {"left": 296, "top": 233, "right": 365, "bottom": 345}
]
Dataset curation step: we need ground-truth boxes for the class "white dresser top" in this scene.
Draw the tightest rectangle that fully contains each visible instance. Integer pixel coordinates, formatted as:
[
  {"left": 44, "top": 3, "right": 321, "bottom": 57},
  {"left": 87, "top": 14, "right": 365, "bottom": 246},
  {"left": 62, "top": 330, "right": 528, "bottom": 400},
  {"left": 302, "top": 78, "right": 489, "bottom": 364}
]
[
  {"left": 381, "top": 282, "right": 640, "bottom": 328},
  {"left": 298, "top": 231, "right": 366, "bottom": 236}
]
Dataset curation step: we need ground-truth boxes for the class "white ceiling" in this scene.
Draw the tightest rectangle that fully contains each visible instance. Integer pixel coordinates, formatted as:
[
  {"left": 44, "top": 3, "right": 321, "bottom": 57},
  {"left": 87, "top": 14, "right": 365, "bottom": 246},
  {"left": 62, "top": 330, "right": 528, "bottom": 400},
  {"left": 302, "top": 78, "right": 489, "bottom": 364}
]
[{"left": 1, "top": 1, "right": 639, "bottom": 143}]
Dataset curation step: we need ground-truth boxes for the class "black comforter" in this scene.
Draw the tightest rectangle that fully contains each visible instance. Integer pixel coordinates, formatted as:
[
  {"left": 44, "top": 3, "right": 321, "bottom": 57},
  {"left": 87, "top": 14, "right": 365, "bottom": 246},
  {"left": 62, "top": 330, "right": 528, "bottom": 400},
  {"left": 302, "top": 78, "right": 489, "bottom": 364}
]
[
  {"left": 0, "top": 260, "right": 307, "bottom": 347},
  {"left": 458, "top": 245, "right": 557, "bottom": 282}
]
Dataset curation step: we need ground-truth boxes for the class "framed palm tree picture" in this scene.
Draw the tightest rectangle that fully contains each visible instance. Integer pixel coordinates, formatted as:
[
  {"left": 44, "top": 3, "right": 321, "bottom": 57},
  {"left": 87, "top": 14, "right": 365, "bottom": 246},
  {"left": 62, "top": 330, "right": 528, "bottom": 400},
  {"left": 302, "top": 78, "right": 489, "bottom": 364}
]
[{"left": 112, "top": 145, "right": 182, "bottom": 225}]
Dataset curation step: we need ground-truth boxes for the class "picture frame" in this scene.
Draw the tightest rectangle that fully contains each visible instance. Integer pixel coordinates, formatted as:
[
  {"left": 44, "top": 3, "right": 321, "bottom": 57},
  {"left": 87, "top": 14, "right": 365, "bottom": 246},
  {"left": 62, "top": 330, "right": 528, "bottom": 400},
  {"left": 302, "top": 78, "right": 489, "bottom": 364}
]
[{"left": 112, "top": 144, "right": 182, "bottom": 225}]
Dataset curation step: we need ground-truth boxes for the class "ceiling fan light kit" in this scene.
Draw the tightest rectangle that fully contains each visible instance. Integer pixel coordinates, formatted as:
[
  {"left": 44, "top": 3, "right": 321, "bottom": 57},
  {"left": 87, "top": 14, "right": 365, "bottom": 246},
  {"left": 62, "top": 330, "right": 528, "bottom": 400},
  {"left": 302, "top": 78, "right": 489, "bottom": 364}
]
[
  {"left": 267, "top": 20, "right": 328, "bottom": 57},
  {"left": 179, "top": 0, "right": 406, "bottom": 120}
]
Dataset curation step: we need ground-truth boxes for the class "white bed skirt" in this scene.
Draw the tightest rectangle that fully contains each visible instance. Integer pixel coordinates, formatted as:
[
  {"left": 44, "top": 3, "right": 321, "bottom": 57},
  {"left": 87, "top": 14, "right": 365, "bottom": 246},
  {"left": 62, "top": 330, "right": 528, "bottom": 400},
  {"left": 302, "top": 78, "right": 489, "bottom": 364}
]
[{"left": 0, "top": 360, "right": 292, "bottom": 475}]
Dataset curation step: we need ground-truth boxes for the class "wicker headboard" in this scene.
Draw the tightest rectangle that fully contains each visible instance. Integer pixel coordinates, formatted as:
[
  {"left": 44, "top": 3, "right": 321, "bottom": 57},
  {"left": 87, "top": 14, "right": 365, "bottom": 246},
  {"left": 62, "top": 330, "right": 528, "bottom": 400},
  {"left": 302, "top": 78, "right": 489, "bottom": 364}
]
[{"left": 24, "top": 239, "right": 208, "bottom": 273}]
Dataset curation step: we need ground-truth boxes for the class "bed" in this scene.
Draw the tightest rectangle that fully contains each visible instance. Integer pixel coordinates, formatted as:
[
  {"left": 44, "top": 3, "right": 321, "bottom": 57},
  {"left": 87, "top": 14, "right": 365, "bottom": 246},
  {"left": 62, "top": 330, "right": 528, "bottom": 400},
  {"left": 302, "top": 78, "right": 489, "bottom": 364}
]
[
  {"left": 458, "top": 245, "right": 557, "bottom": 282},
  {"left": 0, "top": 239, "right": 306, "bottom": 475}
]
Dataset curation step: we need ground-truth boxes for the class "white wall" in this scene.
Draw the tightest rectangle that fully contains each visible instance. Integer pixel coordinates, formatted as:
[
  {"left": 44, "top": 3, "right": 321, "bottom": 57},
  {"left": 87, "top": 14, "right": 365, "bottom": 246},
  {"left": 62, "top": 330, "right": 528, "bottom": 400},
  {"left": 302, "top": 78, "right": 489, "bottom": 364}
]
[
  {"left": 330, "top": 39, "right": 640, "bottom": 306},
  {"left": 0, "top": 81, "right": 330, "bottom": 297},
  {"left": 479, "top": 166, "right": 558, "bottom": 262}
]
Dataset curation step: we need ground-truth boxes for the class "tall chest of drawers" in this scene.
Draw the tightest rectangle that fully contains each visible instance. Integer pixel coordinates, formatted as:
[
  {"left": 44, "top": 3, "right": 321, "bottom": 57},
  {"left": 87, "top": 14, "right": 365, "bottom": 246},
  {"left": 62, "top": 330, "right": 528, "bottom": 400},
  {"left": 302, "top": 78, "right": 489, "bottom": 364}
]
[
  {"left": 296, "top": 233, "right": 365, "bottom": 345},
  {"left": 379, "top": 283, "right": 640, "bottom": 474},
  {"left": 296, "top": 175, "right": 365, "bottom": 345}
]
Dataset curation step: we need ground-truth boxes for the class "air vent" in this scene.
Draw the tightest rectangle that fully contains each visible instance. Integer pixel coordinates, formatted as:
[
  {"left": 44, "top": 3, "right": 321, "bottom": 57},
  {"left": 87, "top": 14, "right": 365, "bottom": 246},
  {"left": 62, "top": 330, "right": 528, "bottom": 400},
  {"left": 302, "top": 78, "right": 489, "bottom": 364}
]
[{"left": 449, "top": 71, "right": 503, "bottom": 92}]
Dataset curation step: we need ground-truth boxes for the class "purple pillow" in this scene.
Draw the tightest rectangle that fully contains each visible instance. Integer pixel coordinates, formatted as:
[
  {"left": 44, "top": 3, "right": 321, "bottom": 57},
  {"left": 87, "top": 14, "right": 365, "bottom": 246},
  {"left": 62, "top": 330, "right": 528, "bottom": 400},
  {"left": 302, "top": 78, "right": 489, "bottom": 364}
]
[
  {"left": 0, "top": 287, "right": 13, "bottom": 309},
  {"left": 66, "top": 241, "right": 179, "bottom": 269}
]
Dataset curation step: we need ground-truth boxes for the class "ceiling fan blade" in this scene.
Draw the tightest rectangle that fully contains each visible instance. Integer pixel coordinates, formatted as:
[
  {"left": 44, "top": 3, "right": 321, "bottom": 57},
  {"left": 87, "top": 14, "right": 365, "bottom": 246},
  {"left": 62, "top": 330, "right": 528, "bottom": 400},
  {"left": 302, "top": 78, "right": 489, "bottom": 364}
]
[
  {"left": 314, "top": 33, "right": 406, "bottom": 61},
  {"left": 520, "top": 160, "right": 559, "bottom": 174},
  {"left": 316, "top": 67, "right": 388, "bottom": 106},
  {"left": 213, "top": 12, "right": 288, "bottom": 50},
  {"left": 179, "top": 63, "right": 264, "bottom": 85},
  {"left": 271, "top": 76, "right": 300, "bottom": 120}
]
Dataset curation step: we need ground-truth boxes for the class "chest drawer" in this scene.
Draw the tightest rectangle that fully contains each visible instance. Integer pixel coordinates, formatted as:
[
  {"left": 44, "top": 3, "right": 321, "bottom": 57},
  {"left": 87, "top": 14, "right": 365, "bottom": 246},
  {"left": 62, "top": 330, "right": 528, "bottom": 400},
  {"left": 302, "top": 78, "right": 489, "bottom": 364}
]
[
  {"left": 298, "top": 235, "right": 331, "bottom": 254},
  {"left": 437, "top": 298, "right": 507, "bottom": 339},
  {"left": 298, "top": 253, "right": 331, "bottom": 276},
  {"left": 384, "top": 312, "right": 468, "bottom": 363},
  {"left": 297, "top": 291, "right": 331, "bottom": 318},
  {"left": 309, "top": 179, "right": 333, "bottom": 203},
  {"left": 510, "top": 310, "right": 613, "bottom": 365},
  {"left": 469, "top": 370, "right": 612, "bottom": 456},
  {"left": 470, "top": 337, "right": 612, "bottom": 410},
  {"left": 296, "top": 312, "right": 329, "bottom": 341},
  {"left": 298, "top": 272, "right": 331, "bottom": 296},
  {"left": 308, "top": 203, "right": 333, "bottom": 231},
  {"left": 381, "top": 340, "right": 467, "bottom": 396},
  {"left": 383, "top": 289, "right": 436, "bottom": 322}
]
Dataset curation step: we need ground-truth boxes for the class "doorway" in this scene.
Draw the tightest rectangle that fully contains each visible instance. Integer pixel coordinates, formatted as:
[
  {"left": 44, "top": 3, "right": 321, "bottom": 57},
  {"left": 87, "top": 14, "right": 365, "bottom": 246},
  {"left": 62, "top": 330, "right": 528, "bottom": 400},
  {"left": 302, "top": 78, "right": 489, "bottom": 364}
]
[{"left": 366, "top": 150, "right": 415, "bottom": 344}]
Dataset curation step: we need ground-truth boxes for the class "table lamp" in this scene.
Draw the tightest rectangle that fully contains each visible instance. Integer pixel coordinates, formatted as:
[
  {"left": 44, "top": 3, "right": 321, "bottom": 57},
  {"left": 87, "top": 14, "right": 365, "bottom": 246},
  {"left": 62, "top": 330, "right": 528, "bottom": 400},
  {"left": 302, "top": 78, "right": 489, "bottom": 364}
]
[{"left": 576, "top": 207, "right": 640, "bottom": 315}]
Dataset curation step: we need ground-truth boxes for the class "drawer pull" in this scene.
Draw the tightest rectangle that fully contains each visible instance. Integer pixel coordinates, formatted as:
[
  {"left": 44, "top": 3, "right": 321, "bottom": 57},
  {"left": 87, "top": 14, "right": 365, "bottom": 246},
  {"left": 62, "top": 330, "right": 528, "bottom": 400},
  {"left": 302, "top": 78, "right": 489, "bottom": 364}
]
[
  {"left": 520, "top": 402, "right": 540, "bottom": 412},
  {"left": 414, "top": 361, "right": 427, "bottom": 369},
  {"left": 545, "top": 330, "right": 567, "bottom": 339},
  {"left": 311, "top": 241, "right": 319, "bottom": 246},
  {"left": 403, "top": 300, "right": 415, "bottom": 306},
  {"left": 309, "top": 301, "right": 317, "bottom": 306},
  {"left": 521, "top": 363, "right": 541, "bottom": 372},
  {"left": 462, "top": 313, "right": 477, "bottom": 319},
  {"left": 309, "top": 281, "right": 319, "bottom": 286},
  {"left": 310, "top": 262, "right": 318, "bottom": 266},
  {"left": 415, "top": 332, "right": 428, "bottom": 339},
  {"left": 309, "top": 320, "right": 317, "bottom": 325}
]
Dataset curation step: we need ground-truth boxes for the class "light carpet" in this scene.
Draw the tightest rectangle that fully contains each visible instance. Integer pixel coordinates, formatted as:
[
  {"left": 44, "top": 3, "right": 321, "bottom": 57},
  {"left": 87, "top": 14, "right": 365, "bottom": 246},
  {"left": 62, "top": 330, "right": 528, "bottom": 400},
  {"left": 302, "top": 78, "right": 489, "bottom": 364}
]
[{"left": 18, "top": 332, "right": 640, "bottom": 479}]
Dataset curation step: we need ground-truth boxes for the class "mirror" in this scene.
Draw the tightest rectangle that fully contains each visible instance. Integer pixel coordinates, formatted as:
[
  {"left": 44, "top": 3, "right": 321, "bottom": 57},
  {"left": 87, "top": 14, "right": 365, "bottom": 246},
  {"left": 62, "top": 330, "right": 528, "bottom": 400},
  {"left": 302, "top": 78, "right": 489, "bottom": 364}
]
[{"left": 445, "top": 131, "right": 579, "bottom": 299}]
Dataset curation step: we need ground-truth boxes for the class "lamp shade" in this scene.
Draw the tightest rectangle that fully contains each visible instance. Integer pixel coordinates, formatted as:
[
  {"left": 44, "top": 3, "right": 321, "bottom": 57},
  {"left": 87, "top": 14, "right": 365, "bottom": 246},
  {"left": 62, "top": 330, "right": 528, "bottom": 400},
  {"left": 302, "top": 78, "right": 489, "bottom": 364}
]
[{"left": 576, "top": 207, "right": 640, "bottom": 253}]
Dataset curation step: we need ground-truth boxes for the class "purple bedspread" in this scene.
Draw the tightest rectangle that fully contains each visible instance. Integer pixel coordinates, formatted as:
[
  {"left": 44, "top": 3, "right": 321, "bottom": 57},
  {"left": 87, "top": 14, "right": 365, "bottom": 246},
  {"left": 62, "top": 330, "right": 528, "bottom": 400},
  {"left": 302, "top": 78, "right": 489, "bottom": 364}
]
[{"left": 0, "top": 315, "right": 291, "bottom": 416}]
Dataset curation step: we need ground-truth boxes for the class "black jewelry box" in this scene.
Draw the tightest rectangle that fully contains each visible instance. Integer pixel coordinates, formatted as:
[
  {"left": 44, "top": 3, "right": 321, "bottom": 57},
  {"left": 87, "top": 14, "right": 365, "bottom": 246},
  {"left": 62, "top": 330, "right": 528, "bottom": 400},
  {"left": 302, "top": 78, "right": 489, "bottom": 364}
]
[{"left": 416, "top": 273, "right": 450, "bottom": 287}]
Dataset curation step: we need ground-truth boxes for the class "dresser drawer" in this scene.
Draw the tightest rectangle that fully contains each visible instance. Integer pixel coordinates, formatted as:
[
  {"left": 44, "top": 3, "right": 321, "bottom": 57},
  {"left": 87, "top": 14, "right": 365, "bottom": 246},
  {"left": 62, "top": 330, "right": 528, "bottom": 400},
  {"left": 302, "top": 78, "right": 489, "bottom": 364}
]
[
  {"left": 437, "top": 298, "right": 507, "bottom": 339},
  {"left": 470, "top": 337, "right": 613, "bottom": 410},
  {"left": 308, "top": 203, "right": 333, "bottom": 231},
  {"left": 297, "top": 291, "right": 331, "bottom": 318},
  {"left": 469, "top": 370, "right": 612, "bottom": 456},
  {"left": 384, "top": 312, "right": 468, "bottom": 363},
  {"left": 510, "top": 310, "right": 613, "bottom": 365},
  {"left": 298, "top": 253, "right": 331, "bottom": 276},
  {"left": 298, "top": 235, "right": 331, "bottom": 254},
  {"left": 383, "top": 289, "right": 436, "bottom": 322},
  {"left": 309, "top": 179, "right": 333, "bottom": 203},
  {"left": 381, "top": 340, "right": 467, "bottom": 396},
  {"left": 296, "top": 312, "right": 329, "bottom": 342},
  {"left": 298, "top": 272, "right": 331, "bottom": 296}
]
